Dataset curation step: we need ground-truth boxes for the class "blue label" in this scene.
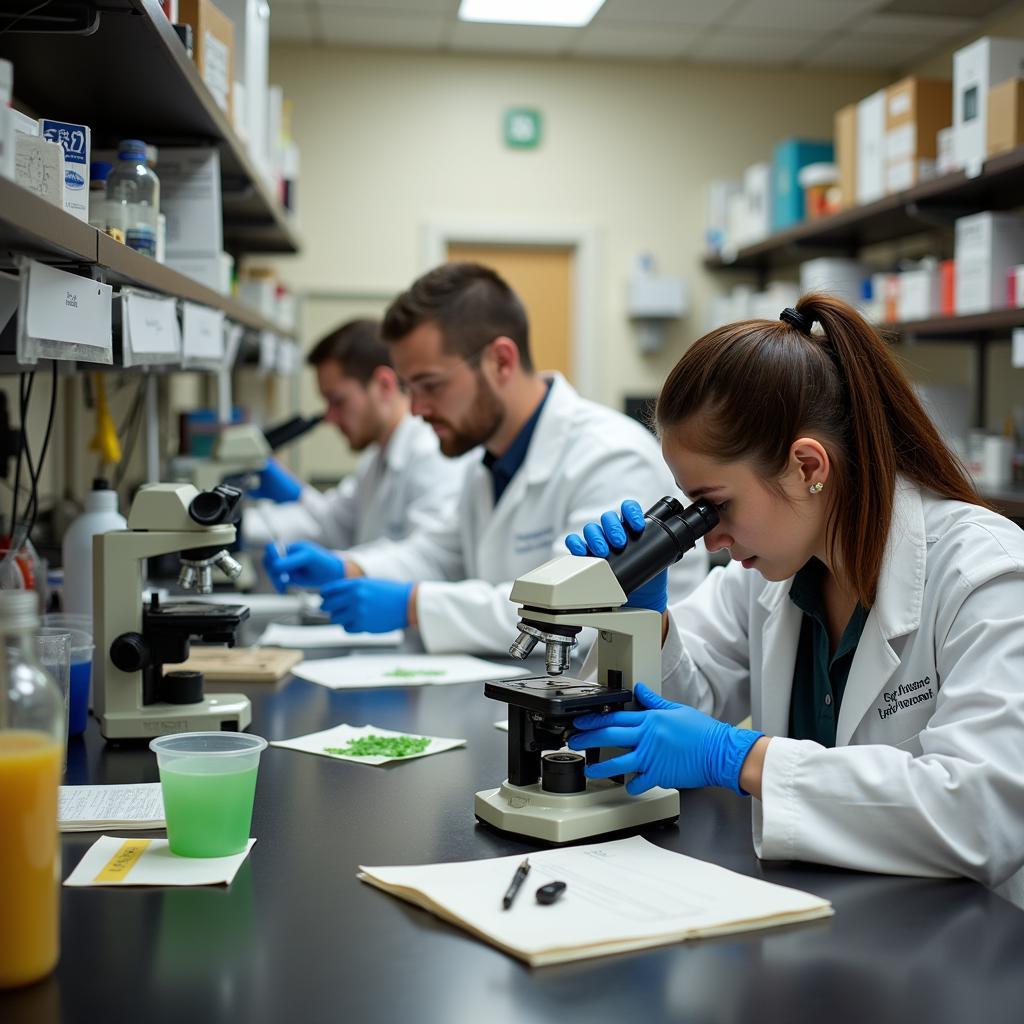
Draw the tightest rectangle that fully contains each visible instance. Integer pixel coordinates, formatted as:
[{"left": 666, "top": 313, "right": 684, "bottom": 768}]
[
  {"left": 126, "top": 227, "right": 156, "bottom": 258},
  {"left": 40, "top": 120, "right": 88, "bottom": 168},
  {"left": 66, "top": 169, "right": 85, "bottom": 189}
]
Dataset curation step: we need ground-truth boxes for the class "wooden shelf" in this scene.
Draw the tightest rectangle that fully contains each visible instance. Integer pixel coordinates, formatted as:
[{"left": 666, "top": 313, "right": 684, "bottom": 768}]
[
  {"left": 704, "top": 144, "right": 1024, "bottom": 272},
  {"left": 0, "top": 178, "right": 293, "bottom": 337},
  {"left": 882, "top": 308, "right": 1024, "bottom": 340},
  {"left": 0, "top": 178, "right": 97, "bottom": 264},
  {"left": 98, "top": 234, "right": 291, "bottom": 335},
  {"left": 0, "top": 0, "right": 299, "bottom": 256}
]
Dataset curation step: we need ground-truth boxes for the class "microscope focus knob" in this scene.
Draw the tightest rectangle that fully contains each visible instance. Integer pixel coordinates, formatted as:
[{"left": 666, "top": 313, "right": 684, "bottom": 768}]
[{"left": 110, "top": 632, "right": 149, "bottom": 673}]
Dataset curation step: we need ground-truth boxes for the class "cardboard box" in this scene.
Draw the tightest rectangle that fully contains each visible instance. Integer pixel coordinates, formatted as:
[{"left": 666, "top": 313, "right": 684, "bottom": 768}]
[
  {"left": 177, "top": 0, "right": 234, "bottom": 120},
  {"left": 40, "top": 120, "right": 91, "bottom": 222},
  {"left": 940, "top": 259, "right": 956, "bottom": 315},
  {"left": 856, "top": 89, "right": 886, "bottom": 205},
  {"left": 771, "top": 138, "right": 833, "bottom": 231},
  {"left": 0, "top": 59, "right": 12, "bottom": 182},
  {"left": 834, "top": 103, "right": 857, "bottom": 209},
  {"left": 216, "top": 0, "right": 268, "bottom": 168},
  {"left": 954, "top": 211, "right": 1024, "bottom": 314},
  {"left": 898, "top": 267, "right": 940, "bottom": 321},
  {"left": 799, "top": 257, "right": 867, "bottom": 307},
  {"left": 706, "top": 179, "right": 740, "bottom": 255},
  {"left": 954, "top": 36, "right": 1024, "bottom": 174},
  {"left": 986, "top": 78, "right": 1024, "bottom": 157},
  {"left": 15, "top": 135, "right": 64, "bottom": 207},
  {"left": 155, "top": 146, "right": 223, "bottom": 258},
  {"left": 742, "top": 162, "right": 772, "bottom": 246},
  {"left": 884, "top": 77, "right": 951, "bottom": 193}
]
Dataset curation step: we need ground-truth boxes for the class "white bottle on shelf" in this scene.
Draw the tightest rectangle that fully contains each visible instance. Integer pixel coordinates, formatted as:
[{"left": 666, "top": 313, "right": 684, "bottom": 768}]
[{"left": 61, "top": 479, "right": 127, "bottom": 617}]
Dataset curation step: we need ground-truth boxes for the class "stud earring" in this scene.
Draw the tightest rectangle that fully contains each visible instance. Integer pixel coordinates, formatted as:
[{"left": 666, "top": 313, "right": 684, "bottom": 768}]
[{"left": 809, "top": 481, "right": 824, "bottom": 494}]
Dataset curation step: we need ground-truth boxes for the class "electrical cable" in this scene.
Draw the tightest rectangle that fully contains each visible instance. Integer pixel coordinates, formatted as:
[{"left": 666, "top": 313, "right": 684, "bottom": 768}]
[
  {"left": 111, "top": 376, "right": 147, "bottom": 490},
  {"left": 8, "top": 371, "right": 32, "bottom": 540},
  {"left": 24, "top": 362, "right": 59, "bottom": 543}
]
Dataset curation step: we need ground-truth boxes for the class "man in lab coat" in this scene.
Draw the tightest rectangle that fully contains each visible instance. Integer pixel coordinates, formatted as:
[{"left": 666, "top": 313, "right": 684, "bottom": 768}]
[
  {"left": 246, "top": 317, "right": 466, "bottom": 553},
  {"left": 264, "top": 264, "right": 708, "bottom": 655}
]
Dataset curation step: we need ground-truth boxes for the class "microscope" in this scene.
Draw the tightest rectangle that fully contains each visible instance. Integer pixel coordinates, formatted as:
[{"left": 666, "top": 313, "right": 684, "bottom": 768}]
[
  {"left": 475, "top": 497, "right": 718, "bottom": 844},
  {"left": 168, "top": 418, "right": 324, "bottom": 591},
  {"left": 93, "top": 482, "right": 253, "bottom": 741}
]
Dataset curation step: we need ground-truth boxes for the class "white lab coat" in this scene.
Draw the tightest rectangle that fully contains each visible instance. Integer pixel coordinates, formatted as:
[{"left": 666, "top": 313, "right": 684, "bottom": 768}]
[
  {"left": 245, "top": 414, "right": 467, "bottom": 554},
  {"left": 353, "top": 372, "right": 709, "bottom": 655},
  {"left": 660, "top": 479, "right": 1024, "bottom": 902}
]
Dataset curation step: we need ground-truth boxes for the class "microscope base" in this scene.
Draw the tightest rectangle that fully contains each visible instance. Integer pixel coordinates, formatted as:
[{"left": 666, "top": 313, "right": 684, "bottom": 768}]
[
  {"left": 100, "top": 693, "right": 252, "bottom": 741},
  {"left": 474, "top": 779, "right": 679, "bottom": 844}
]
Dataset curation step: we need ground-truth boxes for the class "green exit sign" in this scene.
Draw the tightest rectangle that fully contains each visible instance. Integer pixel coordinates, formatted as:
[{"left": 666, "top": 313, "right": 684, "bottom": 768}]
[{"left": 504, "top": 108, "right": 542, "bottom": 149}]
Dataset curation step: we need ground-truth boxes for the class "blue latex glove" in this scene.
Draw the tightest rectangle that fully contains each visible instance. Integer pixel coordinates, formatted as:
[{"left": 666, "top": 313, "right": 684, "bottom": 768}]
[
  {"left": 564, "top": 499, "right": 668, "bottom": 613},
  {"left": 568, "top": 683, "right": 764, "bottom": 796},
  {"left": 319, "top": 578, "right": 413, "bottom": 633},
  {"left": 249, "top": 459, "right": 302, "bottom": 503},
  {"left": 263, "top": 541, "right": 345, "bottom": 593}
]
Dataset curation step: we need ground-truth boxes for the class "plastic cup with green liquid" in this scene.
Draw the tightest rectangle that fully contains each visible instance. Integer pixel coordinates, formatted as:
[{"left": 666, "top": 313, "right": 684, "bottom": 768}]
[{"left": 150, "top": 732, "right": 268, "bottom": 858}]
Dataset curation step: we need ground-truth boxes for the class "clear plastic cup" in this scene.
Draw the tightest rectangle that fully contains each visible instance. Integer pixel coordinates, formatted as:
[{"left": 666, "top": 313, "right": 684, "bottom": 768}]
[
  {"left": 149, "top": 732, "right": 267, "bottom": 858},
  {"left": 41, "top": 619, "right": 93, "bottom": 737},
  {"left": 33, "top": 629, "right": 71, "bottom": 771}
]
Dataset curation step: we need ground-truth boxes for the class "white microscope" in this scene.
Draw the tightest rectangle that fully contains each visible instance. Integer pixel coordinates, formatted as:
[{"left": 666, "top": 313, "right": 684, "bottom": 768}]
[
  {"left": 93, "top": 482, "right": 253, "bottom": 741},
  {"left": 475, "top": 497, "right": 718, "bottom": 843}
]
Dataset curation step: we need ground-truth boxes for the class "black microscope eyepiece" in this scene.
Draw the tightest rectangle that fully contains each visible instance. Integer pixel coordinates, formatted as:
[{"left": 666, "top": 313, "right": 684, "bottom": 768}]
[
  {"left": 604, "top": 496, "right": 719, "bottom": 597},
  {"left": 188, "top": 484, "right": 244, "bottom": 526}
]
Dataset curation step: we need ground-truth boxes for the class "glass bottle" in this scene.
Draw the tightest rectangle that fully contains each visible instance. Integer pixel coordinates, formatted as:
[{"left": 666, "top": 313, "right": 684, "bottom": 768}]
[
  {"left": 105, "top": 138, "right": 160, "bottom": 257},
  {"left": 0, "top": 590, "right": 64, "bottom": 988}
]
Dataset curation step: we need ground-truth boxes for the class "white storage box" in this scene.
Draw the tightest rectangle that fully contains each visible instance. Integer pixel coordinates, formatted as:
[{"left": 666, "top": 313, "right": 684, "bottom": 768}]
[{"left": 954, "top": 211, "right": 1024, "bottom": 314}]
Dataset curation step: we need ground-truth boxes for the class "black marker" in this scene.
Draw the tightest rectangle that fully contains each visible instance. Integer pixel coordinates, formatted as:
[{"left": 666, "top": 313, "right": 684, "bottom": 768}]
[{"left": 502, "top": 858, "right": 530, "bottom": 910}]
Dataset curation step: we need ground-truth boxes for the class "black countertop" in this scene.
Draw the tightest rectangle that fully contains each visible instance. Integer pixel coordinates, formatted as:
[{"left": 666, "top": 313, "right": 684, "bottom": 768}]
[{"left": 4, "top": 652, "right": 1024, "bottom": 1024}]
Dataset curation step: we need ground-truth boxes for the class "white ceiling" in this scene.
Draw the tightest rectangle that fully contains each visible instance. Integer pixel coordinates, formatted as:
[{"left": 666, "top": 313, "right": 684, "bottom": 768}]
[{"left": 268, "top": 0, "right": 1009, "bottom": 71}]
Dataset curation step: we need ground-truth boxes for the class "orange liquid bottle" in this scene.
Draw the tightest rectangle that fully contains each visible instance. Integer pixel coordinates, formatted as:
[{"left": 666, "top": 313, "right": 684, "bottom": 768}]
[
  {"left": 0, "top": 731, "right": 62, "bottom": 987},
  {"left": 0, "top": 591, "right": 65, "bottom": 989}
]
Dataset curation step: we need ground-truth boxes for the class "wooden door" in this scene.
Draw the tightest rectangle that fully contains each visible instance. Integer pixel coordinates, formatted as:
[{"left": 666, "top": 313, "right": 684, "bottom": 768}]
[{"left": 445, "top": 243, "right": 574, "bottom": 382}]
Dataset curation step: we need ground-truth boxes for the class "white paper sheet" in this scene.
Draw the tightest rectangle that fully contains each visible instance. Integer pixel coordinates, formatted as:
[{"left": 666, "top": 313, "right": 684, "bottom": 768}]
[
  {"left": 291, "top": 654, "right": 528, "bottom": 690},
  {"left": 257, "top": 622, "right": 403, "bottom": 649},
  {"left": 271, "top": 722, "right": 465, "bottom": 766},
  {"left": 359, "top": 836, "right": 833, "bottom": 966},
  {"left": 124, "top": 290, "right": 181, "bottom": 356},
  {"left": 59, "top": 783, "right": 165, "bottom": 832},
  {"left": 64, "top": 836, "right": 255, "bottom": 887},
  {"left": 181, "top": 302, "right": 224, "bottom": 361},
  {"left": 495, "top": 720, "right": 509, "bottom": 732}
]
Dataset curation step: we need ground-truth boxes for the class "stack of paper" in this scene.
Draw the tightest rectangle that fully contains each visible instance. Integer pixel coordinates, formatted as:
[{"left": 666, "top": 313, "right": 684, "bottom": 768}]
[
  {"left": 292, "top": 654, "right": 528, "bottom": 690},
  {"left": 59, "top": 784, "right": 165, "bottom": 832},
  {"left": 359, "top": 836, "right": 833, "bottom": 966}
]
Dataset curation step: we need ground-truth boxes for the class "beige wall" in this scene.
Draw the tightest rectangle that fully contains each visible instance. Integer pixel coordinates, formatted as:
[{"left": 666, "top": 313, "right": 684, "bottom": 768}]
[{"left": 264, "top": 45, "right": 887, "bottom": 425}]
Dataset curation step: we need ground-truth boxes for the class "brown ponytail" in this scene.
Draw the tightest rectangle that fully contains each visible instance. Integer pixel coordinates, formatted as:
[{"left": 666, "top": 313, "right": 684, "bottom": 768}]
[{"left": 655, "top": 292, "right": 985, "bottom": 607}]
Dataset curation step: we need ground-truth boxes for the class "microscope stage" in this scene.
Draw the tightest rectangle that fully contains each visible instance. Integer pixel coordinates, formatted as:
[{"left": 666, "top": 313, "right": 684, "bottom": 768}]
[{"left": 484, "top": 675, "right": 633, "bottom": 716}]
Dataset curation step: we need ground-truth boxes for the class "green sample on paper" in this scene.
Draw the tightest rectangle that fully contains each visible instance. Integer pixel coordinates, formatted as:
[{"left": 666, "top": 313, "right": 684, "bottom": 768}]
[
  {"left": 324, "top": 735, "right": 432, "bottom": 758},
  {"left": 383, "top": 668, "right": 447, "bottom": 679}
]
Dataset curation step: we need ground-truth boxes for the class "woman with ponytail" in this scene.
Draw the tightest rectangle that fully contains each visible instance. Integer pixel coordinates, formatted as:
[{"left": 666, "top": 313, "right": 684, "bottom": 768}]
[{"left": 566, "top": 293, "right": 1024, "bottom": 902}]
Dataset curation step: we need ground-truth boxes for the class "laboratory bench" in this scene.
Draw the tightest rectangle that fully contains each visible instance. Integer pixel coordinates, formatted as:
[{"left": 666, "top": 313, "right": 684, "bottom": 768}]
[{"left": 4, "top": 646, "right": 1024, "bottom": 1024}]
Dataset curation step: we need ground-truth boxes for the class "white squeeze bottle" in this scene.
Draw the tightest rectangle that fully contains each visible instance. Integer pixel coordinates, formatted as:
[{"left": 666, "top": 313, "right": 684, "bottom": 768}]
[{"left": 62, "top": 479, "right": 127, "bottom": 617}]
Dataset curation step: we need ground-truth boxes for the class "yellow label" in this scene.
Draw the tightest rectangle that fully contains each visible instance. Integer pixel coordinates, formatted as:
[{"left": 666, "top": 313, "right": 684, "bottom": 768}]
[{"left": 94, "top": 839, "right": 151, "bottom": 883}]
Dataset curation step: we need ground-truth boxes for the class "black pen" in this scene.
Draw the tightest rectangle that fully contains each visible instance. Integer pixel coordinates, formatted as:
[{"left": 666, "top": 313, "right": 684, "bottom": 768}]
[{"left": 502, "top": 858, "right": 530, "bottom": 910}]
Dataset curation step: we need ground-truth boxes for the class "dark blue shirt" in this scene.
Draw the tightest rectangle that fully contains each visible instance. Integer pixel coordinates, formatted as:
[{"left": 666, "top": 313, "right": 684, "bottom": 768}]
[
  {"left": 482, "top": 380, "right": 552, "bottom": 504},
  {"left": 787, "top": 557, "right": 868, "bottom": 747}
]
